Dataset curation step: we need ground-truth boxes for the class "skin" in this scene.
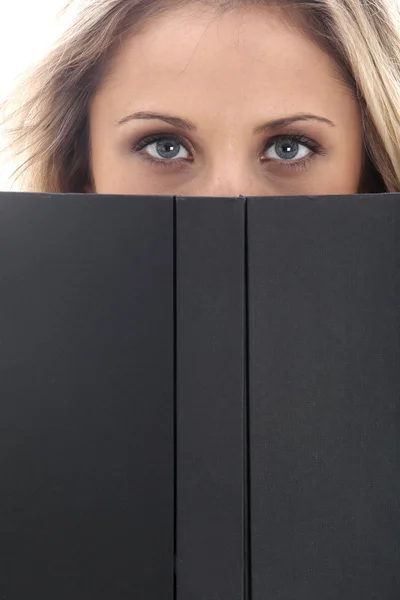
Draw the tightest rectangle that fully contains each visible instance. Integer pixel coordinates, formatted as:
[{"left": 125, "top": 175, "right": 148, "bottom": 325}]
[{"left": 87, "top": 4, "right": 364, "bottom": 197}]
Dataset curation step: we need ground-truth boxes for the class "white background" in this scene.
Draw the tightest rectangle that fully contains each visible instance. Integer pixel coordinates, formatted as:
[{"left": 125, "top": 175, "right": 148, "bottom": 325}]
[{"left": 0, "top": 1, "right": 66, "bottom": 189}]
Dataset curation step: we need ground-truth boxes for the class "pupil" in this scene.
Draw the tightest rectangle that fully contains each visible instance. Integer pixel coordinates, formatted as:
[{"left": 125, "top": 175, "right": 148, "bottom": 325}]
[
  {"left": 276, "top": 139, "right": 299, "bottom": 160},
  {"left": 156, "top": 139, "right": 180, "bottom": 159}
]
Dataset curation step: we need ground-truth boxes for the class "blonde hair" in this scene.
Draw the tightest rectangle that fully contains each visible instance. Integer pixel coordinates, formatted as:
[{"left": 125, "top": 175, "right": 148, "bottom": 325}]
[{"left": 1, "top": 0, "right": 399, "bottom": 193}]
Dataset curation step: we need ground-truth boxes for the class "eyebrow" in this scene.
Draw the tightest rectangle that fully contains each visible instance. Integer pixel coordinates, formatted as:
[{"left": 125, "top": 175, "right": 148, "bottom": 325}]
[
  {"left": 116, "top": 111, "right": 335, "bottom": 131},
  {"left": 254, "top": 114, "right": 335, "bottom": 132},
  {"left": 116, "top": 111, "right": 197, "bottom": 130}
]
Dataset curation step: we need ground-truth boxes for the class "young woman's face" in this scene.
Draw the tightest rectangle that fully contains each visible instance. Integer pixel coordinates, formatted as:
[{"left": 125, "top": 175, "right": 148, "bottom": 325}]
[{"left": 87, "top": 4, "right": 364, "bottom": 196}]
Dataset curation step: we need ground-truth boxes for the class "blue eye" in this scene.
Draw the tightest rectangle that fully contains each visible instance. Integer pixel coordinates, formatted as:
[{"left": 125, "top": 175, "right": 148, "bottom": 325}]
[
  {"left": 264, "top": 136, "right": 313, "bottom": 161},
  {"left": 138, "top": 136, "right": 190, "bottom": 161}
]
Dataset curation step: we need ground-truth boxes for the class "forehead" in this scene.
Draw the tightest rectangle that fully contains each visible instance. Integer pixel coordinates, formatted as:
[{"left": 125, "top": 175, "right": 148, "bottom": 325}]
[{"left": 97, "top": 4, "right": 354, "bottom": 120}]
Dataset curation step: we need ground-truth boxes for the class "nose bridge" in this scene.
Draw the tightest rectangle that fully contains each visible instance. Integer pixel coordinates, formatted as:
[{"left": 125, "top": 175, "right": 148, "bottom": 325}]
[
  {"left": 195, "top": 116, "right": 266, "bottom": 197},
  {"left": 207, "top": 172, "right": 244, "bottom": 197},
  {"left": 202, "top": 147, "right": 256, "bottom": 197}
]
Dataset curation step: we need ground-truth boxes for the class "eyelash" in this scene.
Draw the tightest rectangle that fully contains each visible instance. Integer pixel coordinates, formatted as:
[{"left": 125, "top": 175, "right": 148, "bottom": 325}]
[{"left": 132, "top": 132, "right": 324, "bottom": 171}]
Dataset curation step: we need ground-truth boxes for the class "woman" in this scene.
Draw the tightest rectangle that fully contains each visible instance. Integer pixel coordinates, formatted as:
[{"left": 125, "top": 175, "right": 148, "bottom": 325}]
[{"left": 1, "top": 0, "right": 399, "bottom": 196}]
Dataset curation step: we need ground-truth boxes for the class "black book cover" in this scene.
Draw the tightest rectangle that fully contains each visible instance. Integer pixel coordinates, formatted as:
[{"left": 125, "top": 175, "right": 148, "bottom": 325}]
[{"left": 0, "top": 192, "right": 398, "bottom": 599}]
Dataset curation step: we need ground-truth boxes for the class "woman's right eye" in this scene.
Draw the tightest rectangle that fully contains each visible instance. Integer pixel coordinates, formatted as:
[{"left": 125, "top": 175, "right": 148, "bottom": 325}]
[{"left": 135, "top": 136, "right": 191, "bottom": 163}]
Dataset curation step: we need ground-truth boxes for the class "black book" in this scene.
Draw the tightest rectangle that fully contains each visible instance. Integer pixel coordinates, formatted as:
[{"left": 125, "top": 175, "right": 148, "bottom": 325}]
[{"left": 0, "top": 192, "right": 398, "bottom": 599}]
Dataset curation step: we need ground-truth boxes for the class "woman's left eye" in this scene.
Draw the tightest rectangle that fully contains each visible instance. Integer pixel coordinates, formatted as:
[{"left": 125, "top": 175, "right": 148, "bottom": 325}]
[{"left": 263, "top": 136, "right": 316, "bottom": 162}]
